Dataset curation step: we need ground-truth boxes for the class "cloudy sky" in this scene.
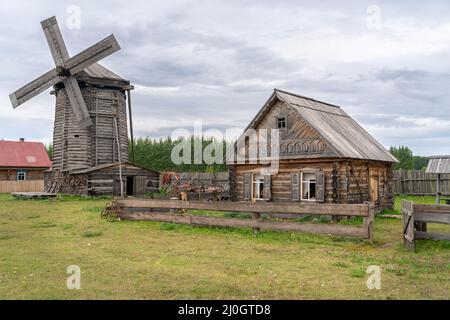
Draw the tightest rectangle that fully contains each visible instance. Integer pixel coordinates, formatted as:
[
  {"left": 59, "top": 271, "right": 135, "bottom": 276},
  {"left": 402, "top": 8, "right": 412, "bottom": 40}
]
[{"left": 1, "top": 0, "right": 450, "bottom": 156}]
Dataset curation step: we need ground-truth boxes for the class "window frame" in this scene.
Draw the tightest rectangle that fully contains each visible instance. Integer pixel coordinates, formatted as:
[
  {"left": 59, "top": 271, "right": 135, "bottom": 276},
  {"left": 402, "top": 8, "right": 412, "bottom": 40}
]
[
  {"left": 276, "top": 117, "right": 287, "bottom": 130},
  {"left": 251, "top": 174, "right": 266, "bottom": 201},
  {"left": 300, "top": 172, "right": 317, "bottom": 201},
  {"left": 16, "top": 170, "right": 27, "bottom": 181}
]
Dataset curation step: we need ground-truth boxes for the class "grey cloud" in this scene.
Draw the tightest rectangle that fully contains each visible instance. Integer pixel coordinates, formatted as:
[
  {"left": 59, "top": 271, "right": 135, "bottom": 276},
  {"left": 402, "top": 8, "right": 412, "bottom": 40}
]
[{"left": 1, "top": 0, "right": 450, "bottom": 156}]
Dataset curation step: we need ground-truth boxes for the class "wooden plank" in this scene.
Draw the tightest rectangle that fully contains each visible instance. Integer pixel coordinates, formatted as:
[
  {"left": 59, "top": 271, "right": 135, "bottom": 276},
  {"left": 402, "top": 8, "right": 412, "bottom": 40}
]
[
  {"left": 415, "top": 231, "right": 450, "bottom": 241},
  {"left": 402, "top": 200, "right": 415, "bottom": 251},
  {"left": 363, "top": 204, "right": 375, "bottom": 242},
  {"left": 63, "top": 77, "right": 92, "bottom": 128},
  {"left": 415, "top": 212, "right": 450, "bottom": 225},
  {"left": 414, "top": 204, "right": 450, "bottom": 213},
  {"left": 118, "top": 212, "right": 367, "bottom": 238},
  {"left": 0, "top": 180, "right": 45, "bottom": 193},
  {"left": 88, "top": 179, "right": 114, "bottom": 184},
  {"left": 66, "top": 35, "right": 121, "bottom": 75},
  {"left": 118, "top": 199, "right": 369, "bottom": 216},
  {"left": 41, "top": 16, "right": 70, "bottom": 66},
  {"left": 10, "top": 69, "right": 62, "bottom": 107}
]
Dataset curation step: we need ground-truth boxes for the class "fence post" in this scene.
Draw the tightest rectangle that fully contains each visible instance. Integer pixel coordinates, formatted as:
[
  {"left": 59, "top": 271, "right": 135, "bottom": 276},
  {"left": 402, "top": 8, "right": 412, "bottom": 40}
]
[
  {"left": 252, "top": 212, "right": 261, "bottom": 235},
  {"left": 402, "top": 200, "right": 415, "bottom": 251},
  {"left": 363, "top": 203, "right": 375, "bottom": 242}
]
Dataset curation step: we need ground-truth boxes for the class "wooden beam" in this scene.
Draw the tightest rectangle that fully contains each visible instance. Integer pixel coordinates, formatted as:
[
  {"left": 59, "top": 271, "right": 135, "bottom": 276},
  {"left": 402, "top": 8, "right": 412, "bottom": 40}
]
[
  {"left": 127, "top": 89, "right": 135, "bottom": 163},
  {"left": 415, "top": 231, "right": 450, "bottom": 241},
  {"left": 66, "top": 35, "right": 121, "bottom": 75},
  {"left": 118, "top": 211, "right": 367, "bottom": 238},
  {"left": 118, "top": 199, "right": 369, "bottom": 216},
  {"left": 415, "top": 212, "right": 450, "bottom": 225}
]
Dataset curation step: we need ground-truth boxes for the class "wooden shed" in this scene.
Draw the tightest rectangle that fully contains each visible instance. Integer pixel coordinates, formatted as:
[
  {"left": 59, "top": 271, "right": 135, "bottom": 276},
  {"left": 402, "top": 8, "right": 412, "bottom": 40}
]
[
  {"left": 426, "top": 155, "right": 450, "bottom": 204},
  {"left": 45, "top": 162, "right": 159, "bottom": 196},
  {"left": 228, "top": 89, "right": 398, "bottom": 211}
]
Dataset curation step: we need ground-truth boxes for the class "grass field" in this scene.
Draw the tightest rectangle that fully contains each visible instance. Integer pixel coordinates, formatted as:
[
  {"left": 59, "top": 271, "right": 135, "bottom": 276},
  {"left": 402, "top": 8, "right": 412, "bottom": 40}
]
[{"left": 0, "top": 194, "right": 448, "bottom": 300}]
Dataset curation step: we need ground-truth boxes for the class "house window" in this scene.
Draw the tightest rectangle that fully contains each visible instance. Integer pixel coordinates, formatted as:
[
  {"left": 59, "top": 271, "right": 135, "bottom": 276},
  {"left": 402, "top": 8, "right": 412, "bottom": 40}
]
[
  {"left": 252, "top": 175, "right": 265, "bottom": 200},
  {"left": 277, "top": 117, "right": 286, "bottom": 130},
  {"left": 301, "top": 172, "right": 316, "bottom": 201},
  {"left": 17, "top": 170, "right": 27, "bottom": 181}
]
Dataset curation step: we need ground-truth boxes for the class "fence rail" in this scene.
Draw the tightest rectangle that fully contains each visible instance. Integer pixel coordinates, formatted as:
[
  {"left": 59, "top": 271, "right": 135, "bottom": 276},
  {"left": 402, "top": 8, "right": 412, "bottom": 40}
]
[
  {"left": 107, "top": 199, "right": 375, "bottom": 240},
  {"left": 402, "top": 200, "right": 450, "bottom": 251},
  {"left": 0, "top": 180, "right": 45, "bottom": 193},
  {"left": 393, "top": 170, "right": 450, "bottom": 195}
]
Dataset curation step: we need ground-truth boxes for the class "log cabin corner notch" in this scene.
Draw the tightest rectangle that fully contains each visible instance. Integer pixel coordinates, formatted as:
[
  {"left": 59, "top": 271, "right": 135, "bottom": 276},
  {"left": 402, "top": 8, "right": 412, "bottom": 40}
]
[{"left": 228, "top": 89, "right": 398, "bottom": 211}]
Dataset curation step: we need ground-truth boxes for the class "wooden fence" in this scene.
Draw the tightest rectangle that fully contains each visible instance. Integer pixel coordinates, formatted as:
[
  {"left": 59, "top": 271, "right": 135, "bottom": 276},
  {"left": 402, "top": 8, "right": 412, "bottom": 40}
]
[
  {"left": 106, "top": 199, "right": 375, "bottom": 240},
  {"left": 393, "top": 170, "right": 450, "bottom": 195},
  {"left": 0, "top": 180, "right": 45, "bottom": 193},
  {"left": 402, "top": 200, "right": 450, "bottom": 251}
]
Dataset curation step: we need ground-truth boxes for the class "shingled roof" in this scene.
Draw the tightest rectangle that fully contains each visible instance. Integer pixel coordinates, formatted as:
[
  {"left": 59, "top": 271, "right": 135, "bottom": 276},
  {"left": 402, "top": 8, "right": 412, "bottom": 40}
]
[
  {"left": 0, "top": 140, "right": 51, "bottom": 168},
  {"left": 244, "top": 89, "right": 397, "bottom": 163},
  {"left": 426, "top": 156, "right": 450, "bottom": 174},
  {"left": 74, "top": 63, "right": 131, "bottom": 90}
]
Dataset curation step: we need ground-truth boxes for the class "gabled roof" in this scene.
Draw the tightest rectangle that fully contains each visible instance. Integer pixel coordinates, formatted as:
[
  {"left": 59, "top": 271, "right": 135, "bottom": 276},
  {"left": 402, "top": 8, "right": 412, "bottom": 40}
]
[
  {"left": 0, "top": 140, "right": 51, "bottom": 168},
  {"left": 81, "top": 63, "right": 127, "bottom": 82},
  {"left": 243, "top": 89, "right": 398, "bottom": 163},
  {"left": 426, "top": 156, "right": 450, "bottom": 174},
  {"left": 72, "top": 63, "right": 131, "bottom": 90}
]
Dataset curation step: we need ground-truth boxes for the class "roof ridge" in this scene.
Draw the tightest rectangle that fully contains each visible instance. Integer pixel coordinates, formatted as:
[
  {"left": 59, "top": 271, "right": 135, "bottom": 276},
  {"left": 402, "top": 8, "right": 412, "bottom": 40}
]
[
  {"left": 0, "top": 140, "right": 44, "bottom": 144},
  {"left": 275, "top": 88, "right": 341, "bottom": 109}
]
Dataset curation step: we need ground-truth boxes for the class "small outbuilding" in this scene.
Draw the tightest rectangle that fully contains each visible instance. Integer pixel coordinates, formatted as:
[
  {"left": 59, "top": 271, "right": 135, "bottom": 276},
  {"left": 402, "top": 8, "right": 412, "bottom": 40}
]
[
  {"left": 228, "top": 89, "right": 398, "bottom": 211},
  {"left": 45, "top": 162, "right": 159, "bottom": 197},
  {"left": 426, "top": 155, "right": 450, "bottom": 204},
  {"left": 0, "top": 139, "right": 51, "bottom": 181}
]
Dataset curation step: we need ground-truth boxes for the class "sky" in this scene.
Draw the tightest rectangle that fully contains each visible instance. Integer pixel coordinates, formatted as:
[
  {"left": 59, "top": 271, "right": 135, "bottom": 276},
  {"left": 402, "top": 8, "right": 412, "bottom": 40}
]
[{"left": 1, "top": 0, "right": 450, "bottom": 156}]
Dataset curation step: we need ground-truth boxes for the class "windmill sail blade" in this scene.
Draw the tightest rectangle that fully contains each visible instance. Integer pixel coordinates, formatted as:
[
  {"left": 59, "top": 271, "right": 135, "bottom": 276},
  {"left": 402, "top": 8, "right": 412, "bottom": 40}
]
[
  {"left": 65, "top": 35, "right": 121, "bottom": 75},
  {"left": 9, "top": 69, "right": 62, "bottom": 108},
  {"left": 41, "top": 16, "right": 69, "bottom": 66},
  {"left": 63, "top": 77, "right": 93, "bottom": 128}
]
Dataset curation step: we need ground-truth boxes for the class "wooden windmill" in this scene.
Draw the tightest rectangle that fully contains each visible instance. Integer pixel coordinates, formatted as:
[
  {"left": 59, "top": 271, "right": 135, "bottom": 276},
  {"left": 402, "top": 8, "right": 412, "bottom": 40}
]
[{"left": 9, "top": 17, "right": 158, "bottom": 196}]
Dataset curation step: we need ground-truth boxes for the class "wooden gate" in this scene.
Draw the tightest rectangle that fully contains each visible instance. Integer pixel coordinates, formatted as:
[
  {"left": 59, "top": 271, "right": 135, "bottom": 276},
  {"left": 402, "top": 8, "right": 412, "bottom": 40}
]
[{"left": 402, "top": 200, "right": 450, "bottom": 251}]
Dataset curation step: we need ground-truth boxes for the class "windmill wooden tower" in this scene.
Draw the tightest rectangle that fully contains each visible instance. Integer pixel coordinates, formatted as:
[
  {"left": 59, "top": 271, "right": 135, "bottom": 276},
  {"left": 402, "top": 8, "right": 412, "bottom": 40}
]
[{"left": 10, "top": 16, "right": 159, "bottom": 196}]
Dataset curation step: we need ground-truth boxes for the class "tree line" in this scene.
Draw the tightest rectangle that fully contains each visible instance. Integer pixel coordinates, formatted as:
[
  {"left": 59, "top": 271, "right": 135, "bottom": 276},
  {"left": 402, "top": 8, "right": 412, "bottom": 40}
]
[{"left": 45, "top": 139, "right": 429, "bottom": 172}]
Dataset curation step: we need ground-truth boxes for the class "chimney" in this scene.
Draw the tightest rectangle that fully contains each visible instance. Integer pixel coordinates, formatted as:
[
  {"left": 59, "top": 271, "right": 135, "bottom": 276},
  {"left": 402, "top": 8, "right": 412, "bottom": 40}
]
[{"left": 19, "top": 138, "right": 25, "bottom": 142}]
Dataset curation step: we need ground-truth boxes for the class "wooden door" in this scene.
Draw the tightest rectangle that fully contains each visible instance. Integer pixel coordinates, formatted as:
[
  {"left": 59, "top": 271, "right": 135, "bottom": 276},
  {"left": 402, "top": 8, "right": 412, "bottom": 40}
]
[
  {"left": 370, "top": 175, "right": 379, "bottom": 202},
  {"left": 134, "top": 176, "right": 147, "bottom": 196}
]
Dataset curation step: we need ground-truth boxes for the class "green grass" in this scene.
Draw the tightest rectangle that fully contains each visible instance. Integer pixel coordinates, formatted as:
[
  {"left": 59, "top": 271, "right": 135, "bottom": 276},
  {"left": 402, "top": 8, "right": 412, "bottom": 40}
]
[
  {"left": 0, "top": 194, "right": 448, "bottom": 300},
  {"left": 381, "top": 195, "right": 440, "bottom": 215}
]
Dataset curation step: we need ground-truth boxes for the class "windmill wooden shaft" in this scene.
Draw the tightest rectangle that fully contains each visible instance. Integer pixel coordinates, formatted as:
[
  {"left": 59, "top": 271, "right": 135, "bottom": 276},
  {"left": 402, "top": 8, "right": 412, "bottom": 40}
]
[{"left": 9, "top": 16, "right": 158, "bottom": 196}]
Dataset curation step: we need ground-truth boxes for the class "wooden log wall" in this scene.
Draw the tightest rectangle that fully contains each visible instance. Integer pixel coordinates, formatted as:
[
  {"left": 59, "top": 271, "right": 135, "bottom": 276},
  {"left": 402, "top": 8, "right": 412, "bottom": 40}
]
[
  {"left": 52, "top": 85, "right": 129, "bottom": 171},
  {"left": 0, "top": 169, "right": 47, "bottom": 181},
  {"left": 393, "top": 171, "right": 450, "bottom": 195},
  {"left": 231, "top": 159, "right": 393, "bottom": 211}
]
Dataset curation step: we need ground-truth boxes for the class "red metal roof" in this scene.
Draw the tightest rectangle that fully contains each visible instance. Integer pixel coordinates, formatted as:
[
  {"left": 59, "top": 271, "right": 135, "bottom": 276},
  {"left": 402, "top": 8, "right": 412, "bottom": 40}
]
[{"left": 0, "top": 140, "right": 51, "bottom": 168}]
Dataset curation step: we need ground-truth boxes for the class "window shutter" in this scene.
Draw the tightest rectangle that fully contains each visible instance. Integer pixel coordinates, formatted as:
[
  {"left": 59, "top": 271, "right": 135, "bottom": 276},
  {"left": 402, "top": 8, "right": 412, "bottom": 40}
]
[
  {"left": 263, "top": 175, "right": 272, "bottom": 201},
  {"left": 316, "top": 170, "right": 325, "bottom": 203},
  {"left": 244, "top": 173, "right": 251, "bottom": 200},
  {"left": 291, "top": 173, "right": 300, "bottom": 201}
]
